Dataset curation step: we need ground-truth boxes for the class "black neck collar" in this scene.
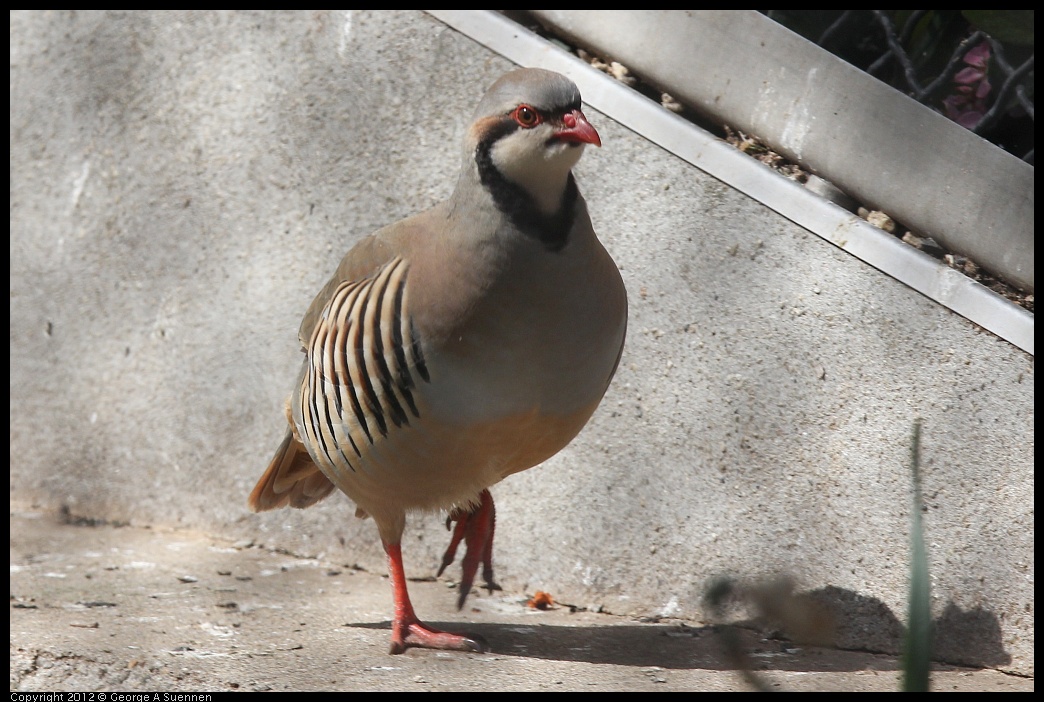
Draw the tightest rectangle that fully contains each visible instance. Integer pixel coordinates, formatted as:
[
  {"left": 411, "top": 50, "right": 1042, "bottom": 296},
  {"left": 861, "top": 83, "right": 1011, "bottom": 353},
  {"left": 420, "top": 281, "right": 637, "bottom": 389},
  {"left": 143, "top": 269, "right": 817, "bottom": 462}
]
[{"left": 474, "top": 132, "right": 577, "bottom": 253}]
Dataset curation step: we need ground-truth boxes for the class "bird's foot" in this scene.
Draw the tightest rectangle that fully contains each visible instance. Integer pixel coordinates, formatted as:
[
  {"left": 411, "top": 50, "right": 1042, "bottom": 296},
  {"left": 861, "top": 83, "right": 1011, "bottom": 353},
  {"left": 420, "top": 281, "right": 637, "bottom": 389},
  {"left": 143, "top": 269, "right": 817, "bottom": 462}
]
[
  {"left": 389, "top": 617, "right": 488, "bottom": 655},
  {"left": 437, "top": 488, "right": 501, "bottom": 609}
]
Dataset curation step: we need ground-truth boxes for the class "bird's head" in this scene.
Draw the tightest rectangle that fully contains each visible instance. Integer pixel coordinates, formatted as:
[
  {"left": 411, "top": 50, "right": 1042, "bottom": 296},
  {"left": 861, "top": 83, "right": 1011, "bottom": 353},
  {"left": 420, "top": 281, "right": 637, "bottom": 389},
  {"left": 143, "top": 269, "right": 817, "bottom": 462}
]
[{"left": 466, "top": 68, "right": 601, "bottom": 214}]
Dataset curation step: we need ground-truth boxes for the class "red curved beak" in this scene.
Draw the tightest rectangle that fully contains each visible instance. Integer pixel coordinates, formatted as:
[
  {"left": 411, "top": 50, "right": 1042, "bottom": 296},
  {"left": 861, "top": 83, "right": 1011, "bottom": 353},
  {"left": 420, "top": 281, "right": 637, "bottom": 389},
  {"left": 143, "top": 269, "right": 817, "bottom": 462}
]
[{"left": 555, "top": 109, "right": 601, "bottom": 147}]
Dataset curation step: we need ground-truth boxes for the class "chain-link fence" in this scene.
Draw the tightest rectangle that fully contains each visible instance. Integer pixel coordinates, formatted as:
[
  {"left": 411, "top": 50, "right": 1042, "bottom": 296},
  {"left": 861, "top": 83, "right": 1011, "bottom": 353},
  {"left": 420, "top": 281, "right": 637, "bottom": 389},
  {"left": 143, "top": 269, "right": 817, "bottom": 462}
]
[{"left": 764, "top": 10, "right": 1034, "bottom": 164}]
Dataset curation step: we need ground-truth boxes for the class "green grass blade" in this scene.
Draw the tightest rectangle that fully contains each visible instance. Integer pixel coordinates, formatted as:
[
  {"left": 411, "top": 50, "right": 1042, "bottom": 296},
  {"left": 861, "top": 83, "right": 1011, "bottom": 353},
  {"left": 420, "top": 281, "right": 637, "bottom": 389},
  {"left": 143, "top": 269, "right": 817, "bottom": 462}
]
[{"left": 902, "top": 419, "right": 932, "bottom": 692}]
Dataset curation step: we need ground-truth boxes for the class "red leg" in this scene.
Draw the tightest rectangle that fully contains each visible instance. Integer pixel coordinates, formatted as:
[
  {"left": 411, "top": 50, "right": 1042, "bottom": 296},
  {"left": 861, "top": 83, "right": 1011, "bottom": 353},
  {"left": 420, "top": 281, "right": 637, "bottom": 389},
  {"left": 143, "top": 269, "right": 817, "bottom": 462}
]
[
  {"left": 437, "top": 489, "right": 502, "bottom": 609},
  {"left": 383, "top": 541, "right": 487, "bottom": 654}
]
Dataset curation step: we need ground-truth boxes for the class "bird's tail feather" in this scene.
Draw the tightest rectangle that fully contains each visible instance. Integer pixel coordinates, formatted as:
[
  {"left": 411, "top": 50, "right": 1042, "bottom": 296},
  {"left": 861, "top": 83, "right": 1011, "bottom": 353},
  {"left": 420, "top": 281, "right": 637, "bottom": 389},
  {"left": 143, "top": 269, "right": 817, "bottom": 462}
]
[{"left": 248, "top": 429, "right": 335, "bottom": 511}]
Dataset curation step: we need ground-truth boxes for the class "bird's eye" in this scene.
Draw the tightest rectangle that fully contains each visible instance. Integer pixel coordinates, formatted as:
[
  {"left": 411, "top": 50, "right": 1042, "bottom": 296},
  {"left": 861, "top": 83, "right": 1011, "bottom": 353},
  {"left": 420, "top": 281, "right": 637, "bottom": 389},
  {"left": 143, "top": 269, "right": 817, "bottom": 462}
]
[{"left": 512, "top": 104, "right": 542, "bottom": 128}]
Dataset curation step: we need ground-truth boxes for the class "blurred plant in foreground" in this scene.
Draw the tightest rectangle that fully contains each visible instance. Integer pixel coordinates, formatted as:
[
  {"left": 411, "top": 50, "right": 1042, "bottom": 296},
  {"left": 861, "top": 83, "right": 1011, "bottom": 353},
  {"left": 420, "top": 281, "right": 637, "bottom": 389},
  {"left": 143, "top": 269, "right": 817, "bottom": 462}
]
[{"left": 705, "top": 419, "right": 934, "bottom": 691}]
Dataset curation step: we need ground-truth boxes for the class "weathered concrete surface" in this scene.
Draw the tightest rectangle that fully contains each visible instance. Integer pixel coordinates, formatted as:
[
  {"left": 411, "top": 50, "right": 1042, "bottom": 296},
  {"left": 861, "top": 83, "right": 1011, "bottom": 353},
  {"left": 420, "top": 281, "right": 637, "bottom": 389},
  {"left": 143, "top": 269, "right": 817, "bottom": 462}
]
[{"left": 10, "top": 9, "right": 1033, "bottom": 682}]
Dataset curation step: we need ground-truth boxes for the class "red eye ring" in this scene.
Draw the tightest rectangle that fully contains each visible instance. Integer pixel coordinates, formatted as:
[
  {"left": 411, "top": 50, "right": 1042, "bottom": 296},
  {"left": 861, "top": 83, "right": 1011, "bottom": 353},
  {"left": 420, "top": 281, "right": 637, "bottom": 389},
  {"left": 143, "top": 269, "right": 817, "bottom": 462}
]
[{"left": 512, "top": 104, "right": 542, "bottom": 128}]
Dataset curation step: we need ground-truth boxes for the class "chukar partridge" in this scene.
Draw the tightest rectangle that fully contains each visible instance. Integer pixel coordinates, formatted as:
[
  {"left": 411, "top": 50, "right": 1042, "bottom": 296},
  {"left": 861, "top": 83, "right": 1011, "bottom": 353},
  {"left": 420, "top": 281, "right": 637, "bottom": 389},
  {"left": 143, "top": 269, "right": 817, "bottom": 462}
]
[{"left": 249, "top": 67, "right": 627, "bottom": 654}]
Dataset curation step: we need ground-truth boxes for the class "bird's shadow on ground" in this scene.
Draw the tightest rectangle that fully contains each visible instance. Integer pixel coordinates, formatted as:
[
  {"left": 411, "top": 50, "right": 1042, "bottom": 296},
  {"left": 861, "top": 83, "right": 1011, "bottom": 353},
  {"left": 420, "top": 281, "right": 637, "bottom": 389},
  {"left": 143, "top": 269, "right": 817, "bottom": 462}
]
[{"left": 348, "top": 619, "right": 901, "bottom": 672}]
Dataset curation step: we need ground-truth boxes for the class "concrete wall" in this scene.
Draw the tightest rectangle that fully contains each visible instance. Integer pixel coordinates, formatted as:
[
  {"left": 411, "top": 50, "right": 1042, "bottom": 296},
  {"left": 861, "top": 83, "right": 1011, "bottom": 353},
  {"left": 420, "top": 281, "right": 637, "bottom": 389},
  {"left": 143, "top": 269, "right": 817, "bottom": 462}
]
[{"left": 10, "top": 10, "right": 1033, "bottom": 674}]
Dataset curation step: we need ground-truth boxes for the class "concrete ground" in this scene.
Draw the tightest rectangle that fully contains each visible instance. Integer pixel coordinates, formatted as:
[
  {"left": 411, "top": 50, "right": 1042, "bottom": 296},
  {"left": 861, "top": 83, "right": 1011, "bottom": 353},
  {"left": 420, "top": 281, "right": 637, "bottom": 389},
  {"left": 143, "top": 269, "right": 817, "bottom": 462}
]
[{"left": 10, "top": 509, "right": 1033, "bottom": 692}]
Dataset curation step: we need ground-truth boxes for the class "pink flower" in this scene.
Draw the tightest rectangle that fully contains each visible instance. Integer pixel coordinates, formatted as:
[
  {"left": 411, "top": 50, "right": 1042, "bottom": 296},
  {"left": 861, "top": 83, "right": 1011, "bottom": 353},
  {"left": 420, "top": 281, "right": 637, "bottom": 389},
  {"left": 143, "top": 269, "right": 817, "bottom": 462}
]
[
  {"left": 963, "top": 41, "right": 991, "bottom": 69},
  {"left": 943, "top": 40, "right": 992, "bottom": 129}
]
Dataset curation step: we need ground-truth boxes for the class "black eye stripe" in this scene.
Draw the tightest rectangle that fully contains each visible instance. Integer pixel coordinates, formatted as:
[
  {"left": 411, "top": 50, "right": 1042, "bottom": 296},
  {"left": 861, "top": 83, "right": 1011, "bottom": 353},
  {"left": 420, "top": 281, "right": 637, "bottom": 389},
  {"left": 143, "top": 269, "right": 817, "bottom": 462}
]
[{"left": 508, "top": 98, "right": 585, "bottom": 132}]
